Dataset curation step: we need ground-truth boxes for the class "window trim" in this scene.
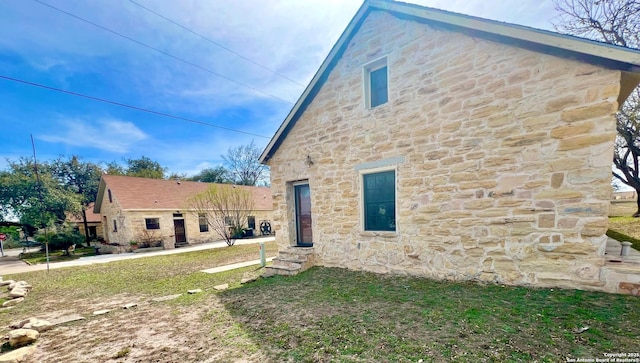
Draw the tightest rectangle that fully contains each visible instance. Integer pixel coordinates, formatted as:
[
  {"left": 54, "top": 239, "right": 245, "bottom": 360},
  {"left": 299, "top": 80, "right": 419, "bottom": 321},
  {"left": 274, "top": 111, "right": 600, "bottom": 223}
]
[
  {"left": 145, "top": 218, "right": 161, "bottom": 230},
  {"left": 359, "top": 166, "right": 398, "bottom": 233},
  {"left": 363, "top": 56, "right": 388, "bottom": 109}
]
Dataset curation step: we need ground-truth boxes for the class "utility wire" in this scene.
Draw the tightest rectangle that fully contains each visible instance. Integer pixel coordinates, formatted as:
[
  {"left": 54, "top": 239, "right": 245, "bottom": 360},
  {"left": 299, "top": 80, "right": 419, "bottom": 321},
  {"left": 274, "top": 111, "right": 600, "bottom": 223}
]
[
  {"left": 1, "top": 75, "right": 270, "bottom": 139},
  {"left": 32, "top": 0, "right": 295, "bottom": 105},
  {"left": 129, "top": 0, "right": 306, "bottom": 88}
]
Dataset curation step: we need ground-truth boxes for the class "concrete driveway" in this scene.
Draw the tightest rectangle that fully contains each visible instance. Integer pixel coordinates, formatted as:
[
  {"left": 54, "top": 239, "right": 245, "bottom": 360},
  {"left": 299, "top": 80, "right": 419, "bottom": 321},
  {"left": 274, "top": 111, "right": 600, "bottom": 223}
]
[{"left": 0, "top": 237, "right": 275, "bottom": 276}]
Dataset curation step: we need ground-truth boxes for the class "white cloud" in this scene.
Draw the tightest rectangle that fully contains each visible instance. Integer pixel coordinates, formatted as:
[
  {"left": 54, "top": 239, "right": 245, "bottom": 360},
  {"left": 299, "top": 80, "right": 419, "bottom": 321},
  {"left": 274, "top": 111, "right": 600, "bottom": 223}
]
[{"left": 39, "top": 118, "right": 148, "bottom": 153}]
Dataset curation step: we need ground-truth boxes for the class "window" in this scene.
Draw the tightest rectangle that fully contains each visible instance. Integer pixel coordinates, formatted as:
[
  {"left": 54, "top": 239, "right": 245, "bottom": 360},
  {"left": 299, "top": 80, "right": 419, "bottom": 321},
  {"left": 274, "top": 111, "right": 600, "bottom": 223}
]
[
  {"left": 224, "top": 216, "right": 233, "bottom": 226},
  {"left": 363, "top": 170, "right": 396, "bottom": 231},
  {"left": 173, "top": 213, "right": 183, "bottom": 218},
  {"left": 247, "top": 216, "right": 256, "bottom": 230},
  {"left": 145, "top": 218, "right": 160, "bottom": 230},
  {"left": 364, "top": 58, "right": 388, "bottom": 108},
  {"left": 199, "top": 214, "right": 208, "bottom": 232},
  {"left": 113, "top": 219, "right": 117, "bottom": 232},
  {"left": 108, "top": 189, "right": 112, "bottom": 203}
]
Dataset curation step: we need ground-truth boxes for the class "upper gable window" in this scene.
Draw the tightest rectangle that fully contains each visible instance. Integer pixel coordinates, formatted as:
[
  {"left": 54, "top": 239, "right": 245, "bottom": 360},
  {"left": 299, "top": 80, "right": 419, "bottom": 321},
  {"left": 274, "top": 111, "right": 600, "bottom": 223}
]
[
  {"left": 108, "top": 189, "right": 112, "bottom": 203},
  {"left": 364, "top": 57, "right": 388, "bottom": 108}
]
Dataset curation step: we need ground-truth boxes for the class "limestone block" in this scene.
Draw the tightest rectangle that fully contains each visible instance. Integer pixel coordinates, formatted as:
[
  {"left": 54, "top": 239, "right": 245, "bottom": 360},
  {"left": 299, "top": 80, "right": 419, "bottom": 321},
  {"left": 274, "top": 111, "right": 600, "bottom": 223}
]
[
  {"left": 0, "top": 345, "right": 37, "bottom": 363},
  {"left": 2, "top": 298, "right": 24, "bottom": 307},
  {"left": 550, "top": 173, "right": 564, "bottom": 188},
  {"left": 557, "top": 134, "right": 613, "bottom": 151},
  {"left": 618, "top": 282, "right": 640, "bottom": 296},
  {"left": 545, "top": 95, "right": 581, "bottom": 113},
  {"left": 550, "top": 122, "right": 594, "bottom": 139},
  {"left": 560, "top": 102, "right": 616, "bottom": 122},
  {"left": 536, "top": 190, "right": 583, "bottom": 199},
  {"left": 8, "top": 329, "right": 39, "bottom": 348},
  {"left": 503, "top": 132, "right": 547, "bottom": 147},
  {"left": 538, "top": 214, "right": 555, "bottom": 228}
]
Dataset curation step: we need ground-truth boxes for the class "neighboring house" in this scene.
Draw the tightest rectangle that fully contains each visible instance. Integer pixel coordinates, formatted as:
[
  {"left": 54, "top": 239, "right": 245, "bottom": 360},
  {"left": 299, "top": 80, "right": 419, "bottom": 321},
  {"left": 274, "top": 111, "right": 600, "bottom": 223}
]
[
  {"left": 93, "top": 175, "right": 272, "bottom": 249},
  {"left": 260, "top": 0, "right": 640, "bottom": 293},
  {"left": 66, "top": 202, "right": 104, "bottom": 241}
]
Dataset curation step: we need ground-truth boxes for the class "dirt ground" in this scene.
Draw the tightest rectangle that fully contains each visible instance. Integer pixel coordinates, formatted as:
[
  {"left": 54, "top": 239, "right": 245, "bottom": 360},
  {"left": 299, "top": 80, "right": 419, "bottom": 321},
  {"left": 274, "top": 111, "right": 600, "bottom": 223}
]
[
  {"left": 18, "top": 294, "right": 261, "bottom": 363},
  {"left": 3, "top": 267, "right": 273, "bottom": 363}
]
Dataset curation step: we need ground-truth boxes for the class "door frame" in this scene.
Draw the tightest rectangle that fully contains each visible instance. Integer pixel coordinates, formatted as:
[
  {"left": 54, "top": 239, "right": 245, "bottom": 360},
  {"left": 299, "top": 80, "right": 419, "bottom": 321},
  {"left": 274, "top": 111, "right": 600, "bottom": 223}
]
[
  {"left": 173, "top": 219, "right": 187, "bottom": 244},
  {"left": 294, "top": 182, "right": 313, "bottom": 247}
]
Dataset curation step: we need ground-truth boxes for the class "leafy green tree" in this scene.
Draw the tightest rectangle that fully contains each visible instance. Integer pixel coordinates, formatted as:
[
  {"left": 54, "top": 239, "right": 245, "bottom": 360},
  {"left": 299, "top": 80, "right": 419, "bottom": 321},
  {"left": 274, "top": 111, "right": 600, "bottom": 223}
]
[
  {"left": 553, "top": 0, "right": 640, "bottom": 215},
  {"left": 106, "top": 156, "right": 167, "bottom": 179},
  {"left": 222, "top": 140, "right": 269, "bottom": 186},
  {"left": 188, "top": 166, "right": 230, "bottom": 183},
  {"left": 125, "top": 156, "right": 166, "bottom": 179},
  {"left": 0, "top": 158, "right": 79, "bottom": 227},
  {"left": 105, "top": 161, "right": 126, "bottom": 176},
  {"left": 51, "top": 156, "right": 103, "bottom": 244}
]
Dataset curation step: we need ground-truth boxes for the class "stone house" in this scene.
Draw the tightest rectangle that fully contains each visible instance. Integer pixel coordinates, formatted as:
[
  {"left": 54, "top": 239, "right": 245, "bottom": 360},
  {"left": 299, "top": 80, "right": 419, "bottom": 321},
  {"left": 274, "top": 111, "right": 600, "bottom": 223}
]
[
  {"left": 65, "top": 202, "right": 104, "bottom": 241},
  {"left": 260, "top": 0, "right": 640, "bottom": 293},
  {"left": 94, "top": 175, "right": 273, "bottom": 249}
]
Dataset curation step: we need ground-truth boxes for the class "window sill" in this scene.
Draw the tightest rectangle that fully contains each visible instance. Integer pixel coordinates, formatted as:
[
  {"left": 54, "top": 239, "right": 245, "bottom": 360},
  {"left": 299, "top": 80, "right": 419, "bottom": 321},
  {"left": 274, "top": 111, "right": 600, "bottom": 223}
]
[{"left": 359, "top": 231, "right": 397, "bottom": 239}]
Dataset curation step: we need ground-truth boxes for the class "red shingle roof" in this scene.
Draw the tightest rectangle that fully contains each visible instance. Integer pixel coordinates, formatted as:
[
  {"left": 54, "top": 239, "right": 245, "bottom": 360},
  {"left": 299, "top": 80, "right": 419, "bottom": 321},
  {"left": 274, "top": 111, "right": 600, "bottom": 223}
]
[
  {"left": 95, "top": 175, "right": 272, "bottom": 212},
  {"left": 66, "top": 202, "right": 101, "bottom": 223}
]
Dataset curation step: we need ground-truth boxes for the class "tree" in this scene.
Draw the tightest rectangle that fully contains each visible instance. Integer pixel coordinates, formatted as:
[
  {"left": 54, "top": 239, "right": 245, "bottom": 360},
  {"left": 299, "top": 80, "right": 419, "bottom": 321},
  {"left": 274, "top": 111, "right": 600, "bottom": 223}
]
[
  {"left": 187, "top": 184, "right": 254, "bottom": 246},
  {"left": 105, "top": 156, "right": 167, "bottom": 179},
  {"left": 553, "top": 0, "right": 640, "bottom": 215},
  {"left": 124, "top": 156, "right": 166, "bottom": 179},
  {"left": 51, "top": 156, "right": 103, "bottom": 245},
  {"left": 188, "top": 166, "right": 230, "bottom": 183},
  {"left": 0, "top": 158, "right": 79, "bottom": 227},
  {"left": 222, "top": 140, "right": 269, "bottom": 186}
]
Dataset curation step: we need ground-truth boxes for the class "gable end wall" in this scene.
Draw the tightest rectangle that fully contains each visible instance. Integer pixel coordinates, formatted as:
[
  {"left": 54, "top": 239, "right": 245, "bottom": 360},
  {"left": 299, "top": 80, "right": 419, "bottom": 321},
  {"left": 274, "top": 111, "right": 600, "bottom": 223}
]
[{"left": 268, "top": 11, "right": 622, "bottom": 291}]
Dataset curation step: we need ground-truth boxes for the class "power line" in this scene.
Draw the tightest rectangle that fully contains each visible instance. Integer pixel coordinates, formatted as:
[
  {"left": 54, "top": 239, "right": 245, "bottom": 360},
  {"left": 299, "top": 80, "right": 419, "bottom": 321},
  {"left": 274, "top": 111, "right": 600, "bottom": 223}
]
[
  {"left": 129, "top": 0, "right": 306, "bottom": 88},
  {"left": 32, "top": 0, "right": 295, "bottom": 105},
  {"left": 0, "top": 75, "right": 270, "bottom": 139}
]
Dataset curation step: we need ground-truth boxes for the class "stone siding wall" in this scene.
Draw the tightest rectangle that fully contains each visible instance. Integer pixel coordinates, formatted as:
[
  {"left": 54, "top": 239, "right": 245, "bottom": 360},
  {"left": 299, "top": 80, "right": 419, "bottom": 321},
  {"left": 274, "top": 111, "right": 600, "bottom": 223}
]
[
  {"left": 100, "top": 195, "right": 274, "bottom": 249},
  {"left": 267, "top": 11, "right": 622, "bottom": 290},
  {"left": 98, "top": 187, "right": 128, "bottom": 245}
]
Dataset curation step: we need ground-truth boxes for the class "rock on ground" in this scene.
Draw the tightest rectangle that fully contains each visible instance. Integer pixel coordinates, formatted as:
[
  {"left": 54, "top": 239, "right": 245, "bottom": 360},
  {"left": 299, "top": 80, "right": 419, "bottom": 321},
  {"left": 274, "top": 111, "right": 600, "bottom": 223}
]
[
  {"left": 8, "top": 329, "right": 39, "bottom": 348},
  {"left": 0, "top": 345, "right": 37, "bottom": 363},
  {"left": 2, "top": 298, "right": 24, "bottom": 307}
]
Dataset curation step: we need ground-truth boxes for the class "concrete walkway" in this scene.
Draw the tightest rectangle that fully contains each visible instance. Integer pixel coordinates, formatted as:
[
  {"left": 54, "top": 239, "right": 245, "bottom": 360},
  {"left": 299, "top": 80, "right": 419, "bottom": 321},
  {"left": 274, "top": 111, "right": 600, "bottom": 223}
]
[
  {"left": 0, "top": 237, "right": 275, "bottom": 275},
  {"left": 201, "top": 257, "right": 274, "bottom": 274}
]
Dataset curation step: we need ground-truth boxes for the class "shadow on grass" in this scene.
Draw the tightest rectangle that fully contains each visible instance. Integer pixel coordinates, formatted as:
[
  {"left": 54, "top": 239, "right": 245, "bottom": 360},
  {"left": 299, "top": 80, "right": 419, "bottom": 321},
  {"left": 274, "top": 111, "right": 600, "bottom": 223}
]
[{"left": 218, "top": 267, "right": 640, "bottom": 362}]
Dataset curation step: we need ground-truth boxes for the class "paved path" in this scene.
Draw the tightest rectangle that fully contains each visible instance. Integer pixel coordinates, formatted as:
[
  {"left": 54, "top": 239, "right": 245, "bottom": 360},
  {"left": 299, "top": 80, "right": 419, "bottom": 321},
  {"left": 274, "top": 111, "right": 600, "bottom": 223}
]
[
  {"left": 201, "top": 257, "right": 274, "bottom": 274},
  {"left": 0, "top": 237, "right": 275, "bottom": 276}
]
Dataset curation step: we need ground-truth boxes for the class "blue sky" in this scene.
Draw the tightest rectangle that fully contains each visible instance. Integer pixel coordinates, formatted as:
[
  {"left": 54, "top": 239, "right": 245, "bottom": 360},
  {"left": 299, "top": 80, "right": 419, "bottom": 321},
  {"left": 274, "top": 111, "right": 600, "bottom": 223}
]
[{"left": 0, "top": 0, "right": 558, "bottom": 176}]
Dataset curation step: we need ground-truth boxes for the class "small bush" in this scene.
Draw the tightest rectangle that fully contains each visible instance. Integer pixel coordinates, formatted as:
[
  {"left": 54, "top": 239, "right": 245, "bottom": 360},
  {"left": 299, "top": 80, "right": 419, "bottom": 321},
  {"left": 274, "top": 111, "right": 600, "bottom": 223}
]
[
  {"left": 114, "top": 346, "right": 131, "bottom": 358},
  {"left": 35, "top": 225, "right": 84, "bottom": 252}
]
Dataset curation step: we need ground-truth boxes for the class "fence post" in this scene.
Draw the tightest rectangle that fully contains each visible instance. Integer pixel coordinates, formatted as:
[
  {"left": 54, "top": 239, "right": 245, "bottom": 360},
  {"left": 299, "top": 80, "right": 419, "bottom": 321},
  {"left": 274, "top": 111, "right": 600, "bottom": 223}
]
[{"left": 260, "top": 242, "right": 266, "bottom": 267}]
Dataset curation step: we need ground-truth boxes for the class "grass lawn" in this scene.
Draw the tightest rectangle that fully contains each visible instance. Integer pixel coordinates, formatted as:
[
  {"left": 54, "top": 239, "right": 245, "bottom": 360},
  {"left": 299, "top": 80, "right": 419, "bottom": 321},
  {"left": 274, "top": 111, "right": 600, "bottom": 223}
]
[
  {"left": 608, "top": 216, "right": 640, "bottom": 251},
  {"left": 1, "top": 242, "right": 639, "bottom": 362},
  {"left": 19, "top": 247, "right": 99, "bottom": 265}
]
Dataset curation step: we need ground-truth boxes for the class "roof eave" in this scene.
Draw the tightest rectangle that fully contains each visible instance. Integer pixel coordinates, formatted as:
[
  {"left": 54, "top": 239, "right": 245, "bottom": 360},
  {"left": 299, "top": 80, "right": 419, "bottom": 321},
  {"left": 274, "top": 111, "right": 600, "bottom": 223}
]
[{"left": 93, "top": 177, "right": 106, "bottom": 213}]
